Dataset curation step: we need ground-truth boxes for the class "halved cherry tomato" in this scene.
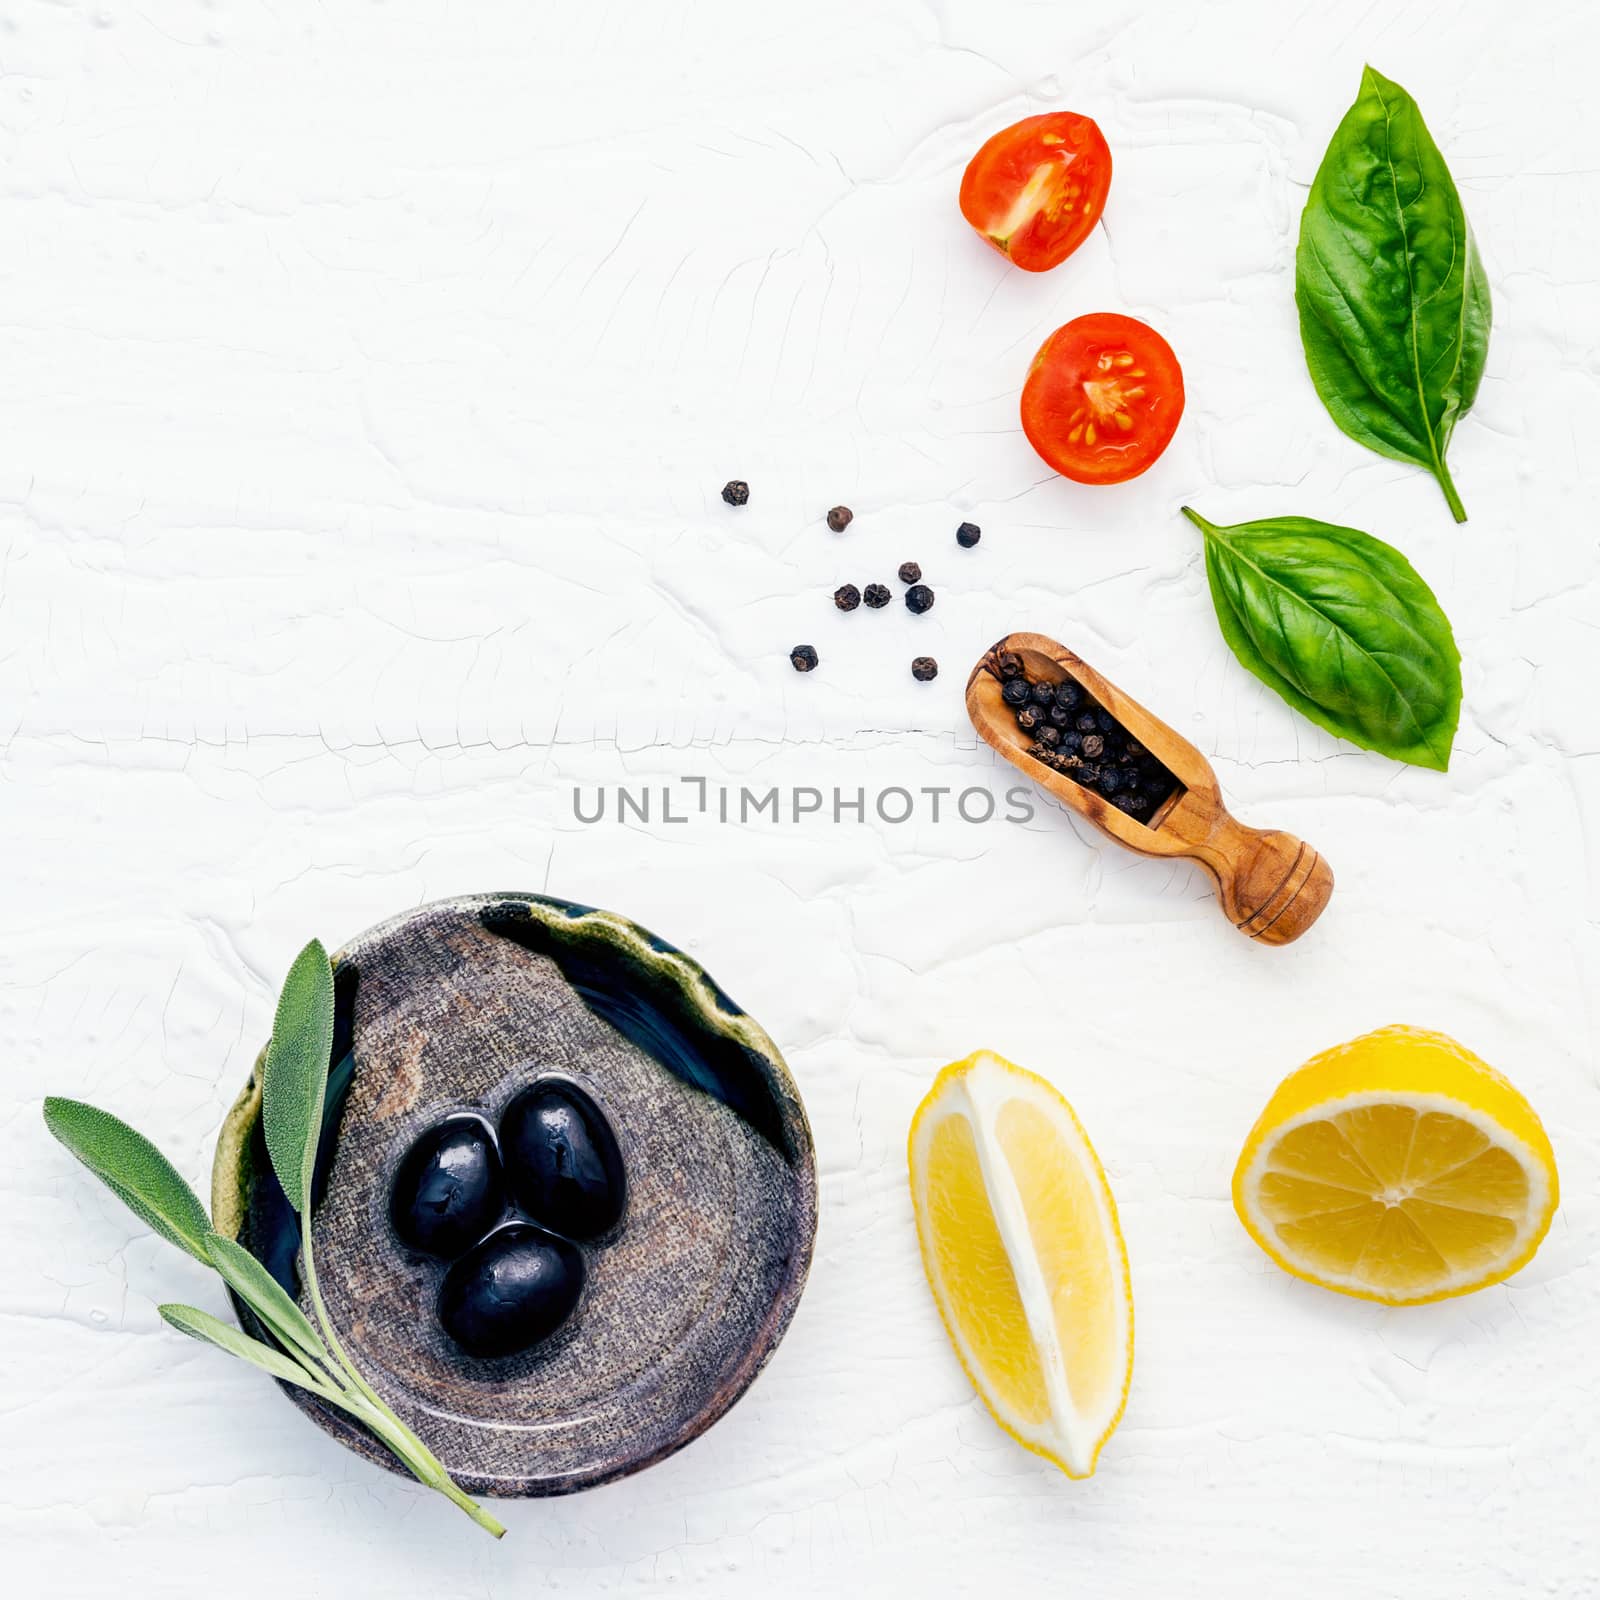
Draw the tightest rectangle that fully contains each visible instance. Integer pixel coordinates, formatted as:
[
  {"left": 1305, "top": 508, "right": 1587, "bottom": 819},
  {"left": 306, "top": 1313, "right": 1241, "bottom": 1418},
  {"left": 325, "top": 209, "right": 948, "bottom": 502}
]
[
  {"left": 959, "top": 112, "right": 1111, "bottom": 273},
  {"left": 1020, "top": 313, "right": 1185, "bottom": 485}
]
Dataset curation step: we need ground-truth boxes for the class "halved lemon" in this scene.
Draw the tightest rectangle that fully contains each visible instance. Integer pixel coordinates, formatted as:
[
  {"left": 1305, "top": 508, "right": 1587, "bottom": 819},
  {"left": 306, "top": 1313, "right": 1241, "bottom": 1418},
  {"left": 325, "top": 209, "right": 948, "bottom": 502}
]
[
  {"left": 908, "top": 1050, "right": 1133, "bottom": 1478},
  {"left": 1233, "top": 1026, "right": 1559, "bottom": 1306}
]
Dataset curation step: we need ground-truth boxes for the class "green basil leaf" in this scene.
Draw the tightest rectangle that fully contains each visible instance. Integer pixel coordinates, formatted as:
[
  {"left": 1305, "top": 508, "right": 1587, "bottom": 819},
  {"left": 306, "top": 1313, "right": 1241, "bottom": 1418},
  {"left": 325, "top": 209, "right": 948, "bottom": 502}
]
[
  {"left": 204, "top": 1231, "right": 337, "bottom": 1380},
  {"left": 1183, "top": 507, "right": 1461, "bottom": 770},
  {"left": 260, "top": 939, "right": 335, "bottom": 1216},
  {"left": 1295, "top": 66, "right": 1491, "bottom": 523},
  {"left": 159, "top": 1304, "right": 338, "bottom": 1400},
  {"left": 43, "top": 1097, "right": 213, "bottom": 1266}
]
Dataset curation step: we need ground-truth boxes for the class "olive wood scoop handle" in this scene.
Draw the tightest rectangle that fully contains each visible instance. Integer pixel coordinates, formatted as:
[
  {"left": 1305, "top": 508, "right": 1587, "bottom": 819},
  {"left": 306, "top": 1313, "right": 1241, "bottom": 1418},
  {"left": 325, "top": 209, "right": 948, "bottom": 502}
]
[{"left": 966, "top": 632, "right": 1333, "bottom": 946}]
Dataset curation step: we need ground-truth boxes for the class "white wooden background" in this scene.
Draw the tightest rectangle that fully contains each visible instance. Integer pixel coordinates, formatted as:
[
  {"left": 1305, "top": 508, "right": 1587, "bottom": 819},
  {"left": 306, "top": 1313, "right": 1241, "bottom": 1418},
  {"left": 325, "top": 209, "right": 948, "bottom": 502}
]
[{"left": 4, "top": 2, "right": 1596, "bottom": 1594}]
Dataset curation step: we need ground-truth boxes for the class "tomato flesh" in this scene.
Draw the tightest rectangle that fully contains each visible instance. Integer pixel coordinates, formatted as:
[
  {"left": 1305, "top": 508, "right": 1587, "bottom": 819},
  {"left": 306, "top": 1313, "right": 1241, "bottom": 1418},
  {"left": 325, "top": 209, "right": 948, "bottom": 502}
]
[
  {"left": 959, "top": 112, "right": 1111, "bottom": 273},
  {"left": 1020, "top": 314, "right": 1185, "bottom": 485}
]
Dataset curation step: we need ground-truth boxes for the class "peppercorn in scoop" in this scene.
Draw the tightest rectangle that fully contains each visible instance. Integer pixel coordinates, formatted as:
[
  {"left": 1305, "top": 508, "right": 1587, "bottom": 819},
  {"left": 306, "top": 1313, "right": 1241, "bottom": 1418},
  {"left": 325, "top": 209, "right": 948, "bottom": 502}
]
[{"left": 996, "top": 652, "right": 1180, "bottom": 818}]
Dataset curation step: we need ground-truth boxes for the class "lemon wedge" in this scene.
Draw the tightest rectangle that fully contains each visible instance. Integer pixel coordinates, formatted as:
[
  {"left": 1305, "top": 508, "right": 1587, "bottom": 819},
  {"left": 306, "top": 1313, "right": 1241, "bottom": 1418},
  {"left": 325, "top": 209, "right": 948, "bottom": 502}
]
[
  {"left": 1233, "top": 1025, "right": 1559, "bottom": 1305},
  {"left": 908, "top": 1050, "right": 1133, "bottom": 1478}
]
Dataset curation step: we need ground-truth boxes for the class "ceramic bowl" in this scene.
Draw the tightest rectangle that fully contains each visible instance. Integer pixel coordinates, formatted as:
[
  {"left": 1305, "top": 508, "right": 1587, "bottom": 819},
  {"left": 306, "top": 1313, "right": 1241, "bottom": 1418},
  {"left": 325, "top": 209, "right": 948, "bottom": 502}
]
[{"left": 211, "top": 892, "right": 817, "bottom": 1497}]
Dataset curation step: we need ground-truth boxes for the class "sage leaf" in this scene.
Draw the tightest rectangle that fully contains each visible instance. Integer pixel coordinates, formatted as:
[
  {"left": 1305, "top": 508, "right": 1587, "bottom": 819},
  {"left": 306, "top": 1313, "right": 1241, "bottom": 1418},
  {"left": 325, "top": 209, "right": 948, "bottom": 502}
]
[
  {"left": 260, "top": 939, "right": 335, "bottom": 1216},
  {"left": 1296, "top": 66, "right": 1491, "bottom": 523},
  {"left": 159, "top": 1304, "right": 339, "bottom": 1401},
  {"left": 1183, "top": 506, "right": 1461, "bottom": 770},
  {"left": 204, "top": 1231, "right": 341, "bottom": 1383},
  {"left": 42, "top": 1098, "right": 213, "bottom": 1266}
]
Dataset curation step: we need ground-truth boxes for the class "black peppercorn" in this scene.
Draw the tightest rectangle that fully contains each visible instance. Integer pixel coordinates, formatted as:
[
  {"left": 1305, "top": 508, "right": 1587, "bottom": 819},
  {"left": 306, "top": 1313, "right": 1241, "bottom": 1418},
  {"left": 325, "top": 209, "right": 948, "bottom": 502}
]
[
  {"left": 1099, "top": 767, "right": 1123, "bottom": 795},
  {"left": 1081, "top": 733, "right": 1105, "bottom": 760},
  {"left": 1038, "top": 725, "right": 1062, "bottom": 748},
  {"left": 1096, "top": 708, "right": 1116, "bottom": 733},
  {"left": 956, "top": 521, "right": 981, "bottom": 548},
  {"left": 1076, "top": 712, "right": 1098, "bottom": 734},
  {"left": 827, "top": 505, "right": 853, "bottom": 532},
  {"left": 1077, "top": 763, "right": 1101, "bottom": 787},
  {"left": 1126, "top": 792, "right": 1151, "bottom": 814},
  {"left": 863, "top": 583, "right": 892, "bottom": 608},
  {"left": 905, "top": 584, "right": 935, "bottom": 615},
  {"left": 1125, "top": 740, "right": 1146, "bottom": 760},
  {"left": 790, "top": 644, "right": 818, "bottom": 672},
  {"left": 1061, "top": 730, "right": 1082, "bottom": 754},
  {"left": 1048, "top": 702, "right": 1073, "bottom": 727},
  {"left": 1031, "top": 681, "right": 1056, "bottom": 707},
  {"left": 1001, "top": 678, "right": 1031, "bottom": 707},
  {"left": 1112, "top": 792, "right": 1140, "bottom": 814},
  {"left": 911, "top": 656, "right": 938, "bottom": 682},
  {"left": 1016, "top": 703, "right": 1044, "bottom": 731},
  {"left": 898, "top": 561, "right": 922, "bottom": 585},
  {"left": 721, "top": 480, "right": 749, "bottom": 506},
  {"left": 1054, "top": 681, "right": 1082, "bottom": 711},
  {"left": 833, "top": 583, "right": 860, "bottom": 612},
  {"left": 998, "top": 652, "right": 1023, "bottom": 679}
]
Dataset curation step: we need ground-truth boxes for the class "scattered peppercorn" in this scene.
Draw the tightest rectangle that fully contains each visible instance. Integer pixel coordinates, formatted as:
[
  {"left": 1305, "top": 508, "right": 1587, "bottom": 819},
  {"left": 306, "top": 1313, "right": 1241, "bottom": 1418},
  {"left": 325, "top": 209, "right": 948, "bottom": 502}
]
[
  {"left": 863, "top": 583, "right": 892, "bottom": 608},
  {"left": 1076, "top": 711, "right": 1098, "bottom": 733},
  {"left": 721, "top": 480, "right": 749, "bottom": 506},
  {"left": 1099, "top": 767, "right": 1122, "bottom": 795},
  {"left": 1038, "top": 725, "right": 1062, "bottom": 748},
  {"left": 1054, "top": 681, "right": 1082, "bottom": 711},
  {"left": 1002, "top": 678, "right": 1031, "bottom": 707},
  {"left": 956, "top": 522, "right": 981, "bottom": 548},
  {"left": 1048, "top": 702, "right": 1072, "bottom": 727},
  {"left": 790, "top": 644, "right": 818, "bottom": 672},
  {"left": 912, "top": 656, "right": 938, "bottom": 682},
  {"left": 833, "top": 583, "right": 861, "bottom": 612},
  {"left": 1081, "top": 733, "right": 1106, "bottom": 760},
  {"left": 998, "top": 651, "right": 1023, "bottom": 679},
  {"left": 1096, "top": 709, "right": 1116, "bottom": 733},
  {"left": 1031, "top": 681, "right": 1056, "bottom": 707},
  {"left": 827, "top": 505, "right": 853, "bottom": 532},
  {"left": 905, "top": 584, "right": 935, "bottom": 615},
  {"left": 898, "top": 561, "right": 922, "bottom": 585},
  {"left": 1016, "top": 703, "right": 1044, "bottom": 731}
]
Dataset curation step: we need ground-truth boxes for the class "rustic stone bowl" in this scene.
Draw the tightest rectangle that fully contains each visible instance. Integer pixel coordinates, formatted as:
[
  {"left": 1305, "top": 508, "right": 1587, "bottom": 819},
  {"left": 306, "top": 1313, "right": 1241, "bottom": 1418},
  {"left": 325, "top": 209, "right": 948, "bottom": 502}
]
[{"left": 210, "top": 892, "right": 817, "bottom": 1498}]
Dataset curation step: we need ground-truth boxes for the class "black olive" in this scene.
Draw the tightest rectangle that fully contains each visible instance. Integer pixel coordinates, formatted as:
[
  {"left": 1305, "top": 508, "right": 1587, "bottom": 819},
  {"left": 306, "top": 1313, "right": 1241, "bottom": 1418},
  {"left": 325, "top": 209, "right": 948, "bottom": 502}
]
[
  {"left": 389, "top": 1114, "right": 504, "bottom": 1261},
  {"left": 500, "top": 1081, "right": 626, "bottom": 1241},
  {"left": 437, "top": 1224, "right": 584, "bottom": 1360}
]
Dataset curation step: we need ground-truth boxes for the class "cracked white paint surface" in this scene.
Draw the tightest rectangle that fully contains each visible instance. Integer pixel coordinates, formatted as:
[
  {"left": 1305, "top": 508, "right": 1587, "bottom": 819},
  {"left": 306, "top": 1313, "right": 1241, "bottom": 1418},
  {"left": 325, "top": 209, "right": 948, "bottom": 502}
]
[{"left": 4, "top": 1, "right": 1597, "bottom": 1594}]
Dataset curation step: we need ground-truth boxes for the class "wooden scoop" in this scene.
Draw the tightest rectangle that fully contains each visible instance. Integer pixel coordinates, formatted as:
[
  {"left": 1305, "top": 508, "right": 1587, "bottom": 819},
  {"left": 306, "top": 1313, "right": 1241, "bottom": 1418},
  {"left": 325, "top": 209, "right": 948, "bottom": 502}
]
[{"left": 966, "top": 632, "right": 1333, "bottom": 946}]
